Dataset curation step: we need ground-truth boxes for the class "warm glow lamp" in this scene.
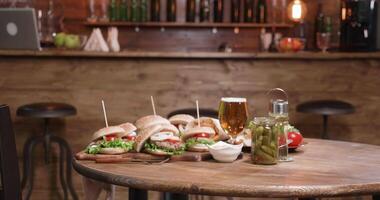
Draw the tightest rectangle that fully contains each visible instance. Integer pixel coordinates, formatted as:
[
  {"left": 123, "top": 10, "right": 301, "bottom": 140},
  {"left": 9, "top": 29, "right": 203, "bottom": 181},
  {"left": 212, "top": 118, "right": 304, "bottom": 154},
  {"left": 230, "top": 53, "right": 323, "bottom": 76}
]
[{"left": 287, "top": 0, "right": 307, "bottom": 22}]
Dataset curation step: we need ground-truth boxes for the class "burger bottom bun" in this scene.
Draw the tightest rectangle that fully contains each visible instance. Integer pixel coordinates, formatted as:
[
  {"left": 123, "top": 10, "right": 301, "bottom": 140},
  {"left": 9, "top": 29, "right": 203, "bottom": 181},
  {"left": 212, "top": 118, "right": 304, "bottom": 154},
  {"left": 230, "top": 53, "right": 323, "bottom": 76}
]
[
  {"left": 144, "top": 148, "right": 171, "bottom": 156},
  {"left": 187, "top": 144, "right": 209, "bottom": 152},
  {"left": 99, "top": 148, "right": 126, "bottom": 154}
]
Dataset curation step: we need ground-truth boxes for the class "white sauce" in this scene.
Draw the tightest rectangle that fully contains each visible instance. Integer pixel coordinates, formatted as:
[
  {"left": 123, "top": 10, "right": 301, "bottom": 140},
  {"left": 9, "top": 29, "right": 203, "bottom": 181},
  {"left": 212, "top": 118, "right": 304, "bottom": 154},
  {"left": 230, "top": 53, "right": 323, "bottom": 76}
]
[{"left": 150, "top": 132, "right": 180, "bottom": 142}]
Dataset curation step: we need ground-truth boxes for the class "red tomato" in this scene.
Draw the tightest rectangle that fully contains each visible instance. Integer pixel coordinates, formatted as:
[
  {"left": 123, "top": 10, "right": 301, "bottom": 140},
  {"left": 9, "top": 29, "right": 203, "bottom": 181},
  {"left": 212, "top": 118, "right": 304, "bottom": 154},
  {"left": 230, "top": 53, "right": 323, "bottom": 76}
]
[
  {"left": 164, "top": 139, "right": 180, "bottom": 144},
  {"left": 124, "top": 135, "right": 136, "bottom": 141},
  {"left": 288, "top": 131, "right": 304, "bottom": 148},
  {"left": 193, "top": 133, "right": 210, "bottom": 138},
  {"left": 105, "top": 134, "right": 118, "bottom": 141}
]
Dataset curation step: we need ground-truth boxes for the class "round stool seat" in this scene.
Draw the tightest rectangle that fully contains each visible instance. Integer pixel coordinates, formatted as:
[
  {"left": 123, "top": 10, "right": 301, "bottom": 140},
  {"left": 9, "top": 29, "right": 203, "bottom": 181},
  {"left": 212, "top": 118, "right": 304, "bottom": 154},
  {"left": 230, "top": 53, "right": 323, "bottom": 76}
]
[
  {"left": 167, "top": 108, "right": 218, "bottom": 119},
  {"left": 296, "top": 100, "right": 355, "bottom": 116},
  {"left": 17, "top": 102, "right": 76, "bottom": 118}
]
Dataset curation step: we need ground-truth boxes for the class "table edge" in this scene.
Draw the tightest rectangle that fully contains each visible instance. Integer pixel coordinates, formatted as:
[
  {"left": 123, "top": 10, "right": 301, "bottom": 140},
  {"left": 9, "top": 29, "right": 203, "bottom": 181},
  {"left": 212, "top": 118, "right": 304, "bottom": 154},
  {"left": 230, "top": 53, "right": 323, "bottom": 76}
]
[{"left": 72, "top": 157, "right": 380, "bottom": 198}]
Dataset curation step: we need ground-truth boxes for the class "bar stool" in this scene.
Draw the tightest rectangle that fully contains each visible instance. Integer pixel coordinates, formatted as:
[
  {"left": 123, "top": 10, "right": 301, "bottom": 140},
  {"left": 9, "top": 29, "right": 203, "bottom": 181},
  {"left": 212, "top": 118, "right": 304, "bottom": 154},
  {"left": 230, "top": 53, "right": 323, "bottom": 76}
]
[
  {"left": 17, "top": 102, "right": 78, "bottom": 200},
  {"left": 296, "top": 100, "right": 355, "bottom": 139},
  {"left": 167, "top": 108, "right": 218, "bottom": 119}
]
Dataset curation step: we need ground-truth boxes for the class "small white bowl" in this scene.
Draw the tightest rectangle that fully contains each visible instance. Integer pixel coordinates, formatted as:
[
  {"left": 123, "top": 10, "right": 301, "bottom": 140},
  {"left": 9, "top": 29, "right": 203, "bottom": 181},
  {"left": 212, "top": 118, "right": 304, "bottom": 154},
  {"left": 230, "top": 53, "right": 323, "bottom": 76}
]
[{"left": 208, "top": 141, "right": 243, "bottom": 163}]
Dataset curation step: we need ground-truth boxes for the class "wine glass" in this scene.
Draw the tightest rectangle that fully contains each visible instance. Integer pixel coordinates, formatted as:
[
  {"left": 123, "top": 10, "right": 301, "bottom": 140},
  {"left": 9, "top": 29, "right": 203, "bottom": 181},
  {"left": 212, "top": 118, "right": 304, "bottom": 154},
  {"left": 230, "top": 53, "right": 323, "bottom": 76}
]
[
  {"left": 317, "top": 32, "right": 331, "bottom": 53},
  {"left": 218, "top": 97, "right": 249, "bottom": 143}
]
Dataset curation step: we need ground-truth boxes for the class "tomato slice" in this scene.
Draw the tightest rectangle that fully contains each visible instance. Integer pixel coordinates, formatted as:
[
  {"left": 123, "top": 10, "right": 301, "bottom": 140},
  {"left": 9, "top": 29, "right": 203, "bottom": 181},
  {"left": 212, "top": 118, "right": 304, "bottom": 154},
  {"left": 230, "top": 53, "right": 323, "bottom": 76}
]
[
  {"left": 105, "top": 134, "right": 118, "bottom": 141},
  {"left": 163, "top": 139, "right": 180, "bottom": 144},
  {"left": 193, "top": 133, "right": 210, "bottom": 138},
  {"left": 125, "top": 135, "right": 136, "bottom": 141}
]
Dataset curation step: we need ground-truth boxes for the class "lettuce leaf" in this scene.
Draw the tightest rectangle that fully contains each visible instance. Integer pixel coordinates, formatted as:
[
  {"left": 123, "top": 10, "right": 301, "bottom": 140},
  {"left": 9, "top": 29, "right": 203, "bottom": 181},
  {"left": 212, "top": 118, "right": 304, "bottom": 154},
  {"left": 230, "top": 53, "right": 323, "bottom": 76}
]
[
  {"left": 185, "top": 138, "right": 215, "bottom": 150},
  {"left": 85, "top": 139, "right": 134, "bottom": 154}
]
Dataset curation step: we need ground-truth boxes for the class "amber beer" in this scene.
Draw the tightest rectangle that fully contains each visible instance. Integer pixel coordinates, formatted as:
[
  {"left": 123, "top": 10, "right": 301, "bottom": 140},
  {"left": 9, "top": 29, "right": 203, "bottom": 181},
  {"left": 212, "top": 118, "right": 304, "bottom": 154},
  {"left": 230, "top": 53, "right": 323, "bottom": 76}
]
[{"left": 218, "top": 97, "right": 248, "bottom": 138}]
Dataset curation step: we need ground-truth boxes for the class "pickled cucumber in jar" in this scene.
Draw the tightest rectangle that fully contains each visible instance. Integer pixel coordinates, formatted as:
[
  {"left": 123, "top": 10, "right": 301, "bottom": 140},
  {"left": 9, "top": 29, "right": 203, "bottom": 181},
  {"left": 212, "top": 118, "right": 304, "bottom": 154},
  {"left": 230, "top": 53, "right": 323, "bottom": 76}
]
[{"left": 250, "top": 117, "right": 278, "bottom": 165}]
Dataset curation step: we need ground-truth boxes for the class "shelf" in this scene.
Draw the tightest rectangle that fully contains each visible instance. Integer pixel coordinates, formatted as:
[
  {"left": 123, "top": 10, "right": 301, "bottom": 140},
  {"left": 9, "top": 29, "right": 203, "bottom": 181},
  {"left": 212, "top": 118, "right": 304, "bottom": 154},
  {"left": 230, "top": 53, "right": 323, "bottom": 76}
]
[
  {"left": 2, "top": 49, "right": 380, "bottom": 60},
  {"left": 83, "top": 21, "right": 293, "bottom": 28}
]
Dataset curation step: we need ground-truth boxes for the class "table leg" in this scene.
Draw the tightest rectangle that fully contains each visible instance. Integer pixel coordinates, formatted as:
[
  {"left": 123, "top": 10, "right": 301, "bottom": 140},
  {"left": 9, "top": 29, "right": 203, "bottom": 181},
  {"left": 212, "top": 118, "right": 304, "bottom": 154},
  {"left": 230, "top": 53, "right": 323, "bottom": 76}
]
[
  {"left": 164, "top": 192, "right": 188, "bottom": 200},
  {"left": 322, "top": 115, "right": 329, "bottom": 139},
  {"left": 129, "top": 188, "right": 148, "bottom": 200}
]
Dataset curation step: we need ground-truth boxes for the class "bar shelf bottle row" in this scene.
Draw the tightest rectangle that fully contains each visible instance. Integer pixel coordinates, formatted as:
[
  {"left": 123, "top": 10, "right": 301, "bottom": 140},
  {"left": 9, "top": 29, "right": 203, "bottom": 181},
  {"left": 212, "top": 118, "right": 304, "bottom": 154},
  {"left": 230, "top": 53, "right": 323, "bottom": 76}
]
[{"left": 90, "top": 0, "right": 271, "bottom": 23}]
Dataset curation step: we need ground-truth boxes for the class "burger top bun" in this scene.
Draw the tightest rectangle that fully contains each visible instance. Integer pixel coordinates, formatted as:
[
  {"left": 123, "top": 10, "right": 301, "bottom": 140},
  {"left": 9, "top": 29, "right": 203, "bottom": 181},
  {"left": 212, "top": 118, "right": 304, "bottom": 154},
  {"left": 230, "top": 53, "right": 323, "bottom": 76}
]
[
  {"left": 134, "top": 124, "right": 163, "bottom": 152},
  {"left": 158, "top": 123, "right": 180, "bottom": 136},
  {"left": 182, "top": 126, "right": 216, "bottom": 141},
  {"left": 169, "top": 114, "right": 195, "bottom": 125},
  {"left": 92, "top": 126, "right": 125, "bottom": 141},
  {"left": 135, "top": 115, "right": 170, "bottom": 130},
  {"left": 118, "top": 122, "right": 137, "bottom": 133}
]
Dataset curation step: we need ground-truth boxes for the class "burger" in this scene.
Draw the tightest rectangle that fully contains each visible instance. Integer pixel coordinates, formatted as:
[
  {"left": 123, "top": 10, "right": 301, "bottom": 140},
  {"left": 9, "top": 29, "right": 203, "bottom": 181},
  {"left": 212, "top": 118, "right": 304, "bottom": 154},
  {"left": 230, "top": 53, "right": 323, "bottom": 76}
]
[
  {"left": 135, "top": 115, "right": 171, "bottom": 131},
  {"left": 182, "top": 126, "right": 216, "bottom": 152},
  {"left": 185, "top": 117, "right": 230, "bottom": 141},
  {"left": 135, "top": 124, "right": 185, "bottom": 156},
  {"left": 86, "top": 125, "right": 135, "bottom": 155},
  {"left": 119, "top": 122, "right": 137, "bottom": 142},
  {"left": 168, "top": 114, "right": 195, "bottom": 133}
]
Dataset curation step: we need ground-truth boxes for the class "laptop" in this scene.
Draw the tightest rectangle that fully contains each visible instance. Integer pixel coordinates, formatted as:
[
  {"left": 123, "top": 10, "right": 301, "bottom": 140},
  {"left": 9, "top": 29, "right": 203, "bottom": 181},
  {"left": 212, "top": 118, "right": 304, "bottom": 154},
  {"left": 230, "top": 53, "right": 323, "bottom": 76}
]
[{"left": 0, "top": 8, "right": 40, "bottom": 50}]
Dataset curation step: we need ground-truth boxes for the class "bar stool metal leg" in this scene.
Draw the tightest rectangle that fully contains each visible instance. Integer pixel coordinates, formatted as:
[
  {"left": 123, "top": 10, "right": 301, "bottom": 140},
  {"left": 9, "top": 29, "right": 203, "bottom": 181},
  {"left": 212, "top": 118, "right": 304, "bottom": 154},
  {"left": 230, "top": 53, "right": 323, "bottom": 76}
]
[
  {"left": 51, "top": 135, "right": 79, "bottom": 200},
  {"left": 43, "top": 118, "right": 51, "bottom": 164},
  {"left": 322, "top": 115, "right": 329, "bottom": 139},
  {"left": 22, "top": 136, "right": 44, "bottom": 200},
  {"left": 58, "top": 141, "right": 68, "bottom": 200}
]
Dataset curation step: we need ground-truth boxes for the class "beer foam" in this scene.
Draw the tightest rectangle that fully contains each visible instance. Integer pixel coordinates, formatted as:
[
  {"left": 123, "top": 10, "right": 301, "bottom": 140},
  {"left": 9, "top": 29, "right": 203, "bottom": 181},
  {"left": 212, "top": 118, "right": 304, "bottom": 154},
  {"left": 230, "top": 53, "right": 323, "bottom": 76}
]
[{"left": 221, "top": 97, "right": 247, "bottom": 103}]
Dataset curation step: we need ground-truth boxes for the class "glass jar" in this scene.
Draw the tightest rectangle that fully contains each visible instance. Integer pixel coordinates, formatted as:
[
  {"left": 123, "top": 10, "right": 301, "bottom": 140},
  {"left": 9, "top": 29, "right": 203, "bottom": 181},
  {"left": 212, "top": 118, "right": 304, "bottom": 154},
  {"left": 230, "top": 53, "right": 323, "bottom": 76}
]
[
  {"left": 270, "top": 113, "right": 290, "bottom": 162},
  {"left": 251, "top": 117, "right": 278, "bottom": 165}
]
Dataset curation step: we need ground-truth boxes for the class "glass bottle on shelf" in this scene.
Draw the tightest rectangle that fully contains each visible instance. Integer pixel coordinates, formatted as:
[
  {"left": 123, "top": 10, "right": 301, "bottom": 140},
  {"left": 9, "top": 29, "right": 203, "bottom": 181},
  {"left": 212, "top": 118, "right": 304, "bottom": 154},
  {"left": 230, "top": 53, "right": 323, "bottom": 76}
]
[
  {"left": 213, "top": 0, "right": 223, "bottom": 22},
  {"left": 109, "top": 0, "right": 117, "bottom": 21},
  {"left": 315, "top": 2, "right": 324, "bottom": 48},
  {"left": 244, "top": 0, "right": 255, "bottom": 23},
  {"left": 167, "top": 0, "right": 177, "bottom": 22},
  {"left": 256, "top": 0, "right": 267, "bottom": 23},
  {"left": 231, "top": 0, "right": 240, "bottom": 22},
  {"left": 140, "top": 0, "right": 148, "bottom": 22},
  {"left": 99, "top": 0, "right": 109, "bottom": 22},
  {"left": 186, "top": 0, "right": 196, "bottom": 22},
  {"left": 46, "top": 0, "right": 56, "bottom": 42},
  {"left": 200, "top": 0, "right": 210, "bottom": 22},
  {"left": 119, "top": 0, "right": 128, "bottom": 21},
  {"left": 87, "top": 0, "right": 97, "bottom": 22},
  {"left": 151, "top": 0, "right": 160, "bottom": 22},
  {"left": 131, "top": 0, "right": 140, "bottom": 22}
]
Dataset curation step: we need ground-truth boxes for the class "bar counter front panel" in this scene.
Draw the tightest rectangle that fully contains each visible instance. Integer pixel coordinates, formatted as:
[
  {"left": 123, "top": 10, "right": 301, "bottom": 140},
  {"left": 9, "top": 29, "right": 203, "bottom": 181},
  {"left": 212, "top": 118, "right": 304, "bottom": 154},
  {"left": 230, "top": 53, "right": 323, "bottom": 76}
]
[{"left": 1, "top": 53, "right": 379, "bottom": 199}]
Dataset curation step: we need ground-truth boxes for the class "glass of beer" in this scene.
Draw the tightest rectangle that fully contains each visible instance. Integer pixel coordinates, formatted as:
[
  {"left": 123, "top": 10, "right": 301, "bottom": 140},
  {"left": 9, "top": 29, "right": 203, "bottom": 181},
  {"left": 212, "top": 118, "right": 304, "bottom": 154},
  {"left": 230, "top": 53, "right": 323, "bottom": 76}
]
[{"left": 218, "top": 97, "right": 249, "bottom": 140}]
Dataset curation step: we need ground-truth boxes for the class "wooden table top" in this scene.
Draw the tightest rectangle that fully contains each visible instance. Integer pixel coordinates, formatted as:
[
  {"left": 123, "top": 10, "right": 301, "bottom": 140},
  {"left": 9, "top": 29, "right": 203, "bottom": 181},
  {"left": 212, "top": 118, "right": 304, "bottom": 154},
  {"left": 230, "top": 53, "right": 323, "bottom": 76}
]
[{"left": 73, "top": 139, "right": 380, "bottom": 198}]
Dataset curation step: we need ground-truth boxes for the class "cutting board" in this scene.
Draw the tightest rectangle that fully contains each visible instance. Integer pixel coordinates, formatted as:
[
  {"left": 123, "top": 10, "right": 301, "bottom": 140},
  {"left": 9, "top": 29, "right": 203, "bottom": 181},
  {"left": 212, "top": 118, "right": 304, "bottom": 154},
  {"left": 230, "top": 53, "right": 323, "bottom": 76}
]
[{"left": 75, "top": 150, "right": 213, "bottom": 163}]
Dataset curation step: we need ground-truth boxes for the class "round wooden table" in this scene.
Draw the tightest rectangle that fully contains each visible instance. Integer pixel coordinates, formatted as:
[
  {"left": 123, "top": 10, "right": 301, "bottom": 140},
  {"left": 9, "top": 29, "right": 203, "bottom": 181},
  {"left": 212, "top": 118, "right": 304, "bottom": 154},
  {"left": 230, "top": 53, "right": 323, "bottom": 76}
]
[{"left": 73, "top": 139, "right": 380, "bottom": 199}]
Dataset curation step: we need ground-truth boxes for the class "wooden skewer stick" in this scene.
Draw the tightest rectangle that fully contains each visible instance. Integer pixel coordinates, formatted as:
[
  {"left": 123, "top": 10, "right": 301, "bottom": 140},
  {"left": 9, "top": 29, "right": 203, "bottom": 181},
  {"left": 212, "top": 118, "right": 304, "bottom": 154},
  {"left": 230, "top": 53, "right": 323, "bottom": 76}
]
[
  {"left": 101, "top": 100, "right": 109, "bottom": 127},
  {"left": 151, "top": 96, "right": 157, "bottom": 116},
  {"left": 196, "top": 100, "right": 200, "bottom": 128}
]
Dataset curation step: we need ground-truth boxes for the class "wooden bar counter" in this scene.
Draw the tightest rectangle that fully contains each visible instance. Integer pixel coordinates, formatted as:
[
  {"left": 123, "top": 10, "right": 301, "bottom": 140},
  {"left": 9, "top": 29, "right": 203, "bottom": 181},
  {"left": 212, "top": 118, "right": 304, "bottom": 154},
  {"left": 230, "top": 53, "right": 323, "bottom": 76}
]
[{"left": 1, "top": 49, "right": 380, "bottom": 199}]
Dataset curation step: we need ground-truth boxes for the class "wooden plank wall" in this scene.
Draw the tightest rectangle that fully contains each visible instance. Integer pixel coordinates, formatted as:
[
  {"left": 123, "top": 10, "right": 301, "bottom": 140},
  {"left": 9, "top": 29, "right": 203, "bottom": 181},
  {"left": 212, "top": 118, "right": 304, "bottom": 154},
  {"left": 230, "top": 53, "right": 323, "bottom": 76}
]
[
  {"left": 0, "top": 57, "right": 379, "bottom": 199},
  {"left": 24, "top": 0, "right": 341, "bottom": 51}
]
